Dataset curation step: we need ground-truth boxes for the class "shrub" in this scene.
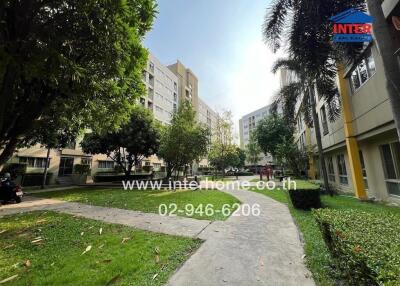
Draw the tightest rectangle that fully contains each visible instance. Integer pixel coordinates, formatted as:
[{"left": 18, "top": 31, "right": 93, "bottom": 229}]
[
  {"left": 142, "top": 165, "right": 153, "bottom": 173},
  {"left": 1, "top": 163, "right": 27, "bottom": 178},
  {"left": 22, "top": 173, "right": 53, "bottom": 186},
  {"left": 313, "top": 209, "right": 400, "bottom": 286},
  {"left": 233, "top": 171, "right": 254, "bottom": 176},
  {"left": 288, "top": 188, "right": 321, "bottom": 210},
  {"left": 93, "top": 174, "right": 152, "bottom": 183},
  {"left": 74, "top": 164, "right": 91, "bottom": 175}
]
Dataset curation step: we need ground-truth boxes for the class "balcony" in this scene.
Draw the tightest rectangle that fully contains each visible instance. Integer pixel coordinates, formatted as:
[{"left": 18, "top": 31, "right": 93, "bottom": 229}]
[{"left": 148, "top": 87, "right": 154, "bottom": 101}]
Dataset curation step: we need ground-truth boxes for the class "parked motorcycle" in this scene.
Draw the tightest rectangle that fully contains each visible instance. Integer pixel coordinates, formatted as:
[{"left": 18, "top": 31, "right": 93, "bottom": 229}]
[{"left": 0, "top": 173, "right": 23, "bottom": 204}]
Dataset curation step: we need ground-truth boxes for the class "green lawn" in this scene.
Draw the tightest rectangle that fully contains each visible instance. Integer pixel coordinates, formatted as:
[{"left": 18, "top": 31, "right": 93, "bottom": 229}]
[
  {"left": 250, "top": 182, "right": 400, "bottom": 286},
  {"left": 0, "top": 211, "right": 200, "bottom": 286},
  {"left": 34, "top": 188, "right": 240, "bottom": 221}
]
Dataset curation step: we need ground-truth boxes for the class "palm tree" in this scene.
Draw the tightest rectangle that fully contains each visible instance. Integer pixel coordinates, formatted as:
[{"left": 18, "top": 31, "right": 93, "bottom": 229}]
[
  {"left": 263, "top": 0, "right": 368, "bottom": 195},
  {"left": 366, "top": 1, "right": 400, "bottom": 139},
  {"left": 271, "top": 58, "right": 338, "bottom": 195}
]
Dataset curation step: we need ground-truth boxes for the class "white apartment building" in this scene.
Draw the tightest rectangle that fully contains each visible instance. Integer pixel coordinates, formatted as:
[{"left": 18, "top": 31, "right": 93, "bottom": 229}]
[
  {"left": 239, "top": 105, "right": 274, "bottom": 165},
  {"left": 197, "top": 97, "right": 218, "bottom": 131},
  {"left": 141, "top": 53, "right": 179, "bottom": 124}
]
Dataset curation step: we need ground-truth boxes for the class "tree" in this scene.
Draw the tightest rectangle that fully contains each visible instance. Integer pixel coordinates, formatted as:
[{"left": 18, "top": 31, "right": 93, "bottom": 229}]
[
  {"left": 245, "top": 131, "right": 263, "bottom": 174},
  {"left": 22, "top": 114, "right": 81, "bottom": 188},
  {"left": 235, "top": 147, "right": 246, "bottom": 170},
  {"left": 208, "top": 111, "right": 239, "bottom": 176},
  {"left": 0, "top": 0, "right": 157, "bottom": 165},
  {"left": 263, "top": 0, "right": 367, "bottom": 195},
  {"left": 275, "top": 137, "right": 309, "bottom": 178},
  {"left": 255, "top": 115, "right": 293, "bottom": 157},
  {"left": 81, "top": 106, "right": 160, "bottom": 177},
  {"left": 158, "top": 102, "right": 210, "bottom": 179},
  {"left": 366, "top": 1, "right": 400, "bottom": 140}
]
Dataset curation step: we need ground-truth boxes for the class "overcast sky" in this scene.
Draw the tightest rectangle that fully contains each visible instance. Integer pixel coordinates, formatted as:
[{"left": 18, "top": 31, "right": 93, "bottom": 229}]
[{"left": 144, "top": 0, "right": 284, "bottom": 136}]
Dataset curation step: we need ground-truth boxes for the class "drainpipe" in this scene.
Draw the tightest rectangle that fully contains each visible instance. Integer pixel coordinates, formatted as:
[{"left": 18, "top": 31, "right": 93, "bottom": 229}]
[{"left": 337, "top": 64, "right": 367, "bottom": 200}]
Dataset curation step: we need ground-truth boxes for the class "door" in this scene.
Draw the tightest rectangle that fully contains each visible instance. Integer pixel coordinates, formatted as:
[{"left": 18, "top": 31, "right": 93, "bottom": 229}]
[{"left": 58, "top": 157, "right": 74, "bottom": 176}]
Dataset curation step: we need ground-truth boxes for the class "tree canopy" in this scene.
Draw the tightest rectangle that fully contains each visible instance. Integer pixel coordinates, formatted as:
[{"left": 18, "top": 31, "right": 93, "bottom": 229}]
[
  {"left": 81, "top": 106, "right": 160, "bottom": 176},
  {"left": 208, "top": 111, "right": 240, "bottom": 175},
  {"left": 0, "top": 0, "right": 157, "bottom": 165},
  {"left": 245, "top": 132, "right": 263, "bottom": 166},
  {"left": 158, "top": 102, "right": 210, "bottom": 179},
  {"left": 255, "top": 115, "right": 292, "bottom": 157}
]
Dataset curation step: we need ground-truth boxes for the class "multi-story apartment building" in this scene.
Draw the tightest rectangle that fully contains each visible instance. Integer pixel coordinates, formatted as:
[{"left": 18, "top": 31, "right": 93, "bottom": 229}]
[
  {"left": 167, "top": 61, "right": 199, "bottom": 109},
  {"left": 239, "top": 105, "right": 274, "bottom": 165},
  {"left": 141, "top": 53, "right": 179, "bottom": 125},
  {"left": 4, "top": 52, "right": 217, "bottom": 184},
  {"left": 197, "top": 97, "right": 218, "bottom": 131},
  {"left": 292, "top": 1, "right": 400, "bottom": 202}
]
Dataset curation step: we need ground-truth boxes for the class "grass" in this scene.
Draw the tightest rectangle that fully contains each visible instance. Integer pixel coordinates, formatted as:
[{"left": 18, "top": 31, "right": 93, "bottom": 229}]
[
  {"left": 0, "top": 211, "right": 201, "bottom": 286},
  {"left": 249, "top": 181, "right": 400, "bottom": 286},
  {"left": 34, "top": 188, "right": 240, "bottom": 221}
]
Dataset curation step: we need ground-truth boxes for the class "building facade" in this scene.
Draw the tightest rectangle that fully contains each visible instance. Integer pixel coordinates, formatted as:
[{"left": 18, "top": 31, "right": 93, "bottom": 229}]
[
  {"left": 141, "top": 53, "right": 179, "bottom": 125},
  {"left": 293, "top": 1, "right": 400, "bottom": 202},
  {"left": 239, "top": 105, "right": 274, "bottom": 165},
  {"left": 4, "top": 52, "right": 217, "bottom": 184}
]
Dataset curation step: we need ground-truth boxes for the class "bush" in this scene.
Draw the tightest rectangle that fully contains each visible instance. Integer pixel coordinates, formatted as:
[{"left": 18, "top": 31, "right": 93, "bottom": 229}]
[
  {"left": 142, "top": 165, "right": 153, "bottom": 173},
  {"left": 74, "top": 164, "right": 91, "bottom": 175},
  {"left": 233, "top": 171, "right": 254, "bottom": 176},
  {"left": 93, "top": 174, "right": 152, "bottom": 183},
  {"left": 1, "top": 163, "right": 27, "bottom": 178},
  {"left": 21, "top": 173, "right": 53, "bottom": 186},
  {"left": 313, "top": 209, "right": 400, "bottom": 286},
  {"left": 288, "top": 188, "right": 321, "bottom": 210}
]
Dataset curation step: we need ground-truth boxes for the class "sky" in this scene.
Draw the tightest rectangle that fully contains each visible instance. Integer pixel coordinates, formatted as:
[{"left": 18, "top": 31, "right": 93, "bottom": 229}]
[{"left": 144, "top": 0, "right": 284, "bottom": 135}]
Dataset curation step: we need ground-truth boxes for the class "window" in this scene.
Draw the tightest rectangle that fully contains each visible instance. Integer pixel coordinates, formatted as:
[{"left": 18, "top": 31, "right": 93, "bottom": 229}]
[
  {"left": 81, "top": 158, "right": 92, "bottom": 167},
  {"left": 359, "top": 151, "right": 368, "bottom": 189},
  {"left": 327, "top": 157, "right": 335, "bottom": 182},
  {"left": 380, "top": 142, "right": 400, "bottom": 196},
  {"left": 98, "top": 161, "right": 114, "bottom": 169},
  {"left": 149, "top": 62, "right": 154, "bottom": 72},
  {"left": 321, "top": 106, "right": 329, "bottom": 135},
  {"left": 19, "top": 156, "right": 50, "bottom": 168},
  {"left": 349, "top": 48, "right": 376, "bottom": 92},
  {"left": 174, "top": 82, "right": 177, "bottom": 91},
  {"left": 337, "top": 154, "right": 348, "bottom": 185},
  {"left": 173, "top": 92, "right": 177, "bottom": 101}
]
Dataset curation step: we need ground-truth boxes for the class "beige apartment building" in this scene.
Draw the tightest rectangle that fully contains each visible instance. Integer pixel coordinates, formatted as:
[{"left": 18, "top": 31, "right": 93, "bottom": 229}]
[
  {"left": 4, "top": 52, "right": 216, "bottom": 184},
  {"left": 294, "top": 1, "right": 400, "bottom": 202}
]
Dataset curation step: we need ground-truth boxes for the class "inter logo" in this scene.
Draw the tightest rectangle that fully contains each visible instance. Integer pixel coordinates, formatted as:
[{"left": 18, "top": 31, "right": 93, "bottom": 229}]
[{"left": 330, "top": 8, "right": 374, "bottom": 43}]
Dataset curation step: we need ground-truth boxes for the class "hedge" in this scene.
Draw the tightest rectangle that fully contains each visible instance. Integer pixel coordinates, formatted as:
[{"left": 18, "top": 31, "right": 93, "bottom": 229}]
[
  {"left": 1, "top": 163, "right": 27, "bottom": 177},
  {"left": 21, "top": 173, "right": 53, "bottom": 186},
  {"left": 288, "top": 188, "right": 321, "bottom": 210},
  {"left": 93, "top": 174, "right": 152, "bottom": 183},
  {"left": 313, "top": 209, "right": 400, "bottom": 286},
  {"left": 74, "top": 164, "right": 91, "bottom": 175}
]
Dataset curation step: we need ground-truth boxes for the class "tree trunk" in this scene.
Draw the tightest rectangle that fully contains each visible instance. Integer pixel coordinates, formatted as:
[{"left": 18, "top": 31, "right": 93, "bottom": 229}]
[
  {"left": 367, "top": 1, "right": 400, "bottom": 141},
  {"left": 309, "top": 87, "right": 332, "bottom": 195},
  {"left": 0, "top": 137, "right": 19, "bottom": 166},
  {"left": 41, "top": 147, "right": 51, "bottom": 189}
]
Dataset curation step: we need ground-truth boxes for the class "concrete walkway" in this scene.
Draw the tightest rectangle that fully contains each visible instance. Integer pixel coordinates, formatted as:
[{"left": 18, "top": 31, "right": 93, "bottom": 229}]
[
  {"left": 0, "top": 197, "right": 211, "bottom": 238},
  {"left": 0, "top": 187, "right": 315, "bottom": 285},
  {"left": 167, "top": 188, "right": 315, "bottom": 286}
]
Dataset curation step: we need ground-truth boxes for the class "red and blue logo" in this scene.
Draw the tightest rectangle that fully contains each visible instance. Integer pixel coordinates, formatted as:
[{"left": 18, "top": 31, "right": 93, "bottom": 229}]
[{"left": 330, "top": 8, "right": 374, "bottom": 43}]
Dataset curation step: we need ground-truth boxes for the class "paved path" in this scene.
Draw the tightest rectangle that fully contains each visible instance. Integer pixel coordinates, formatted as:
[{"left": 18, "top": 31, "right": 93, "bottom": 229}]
[
  {"left": 0, "top": 197, "right": 211, "bottom": 238},
  {"left": 0, "top": 187, "right": 315, "bottom": 285},
  {"left": 167, "top": 188, "right": 315, "bottom": 286}
]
